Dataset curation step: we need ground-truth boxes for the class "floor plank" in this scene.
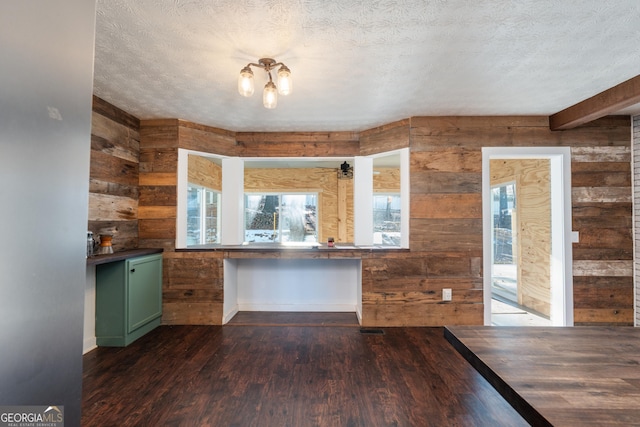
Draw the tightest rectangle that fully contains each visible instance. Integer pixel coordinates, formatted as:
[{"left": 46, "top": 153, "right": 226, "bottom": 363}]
[
  {"left": 445, "top": 326, "right": 640, "bottom": 427},
  {"left": 82, "top": 326, "right": 527, "bottom": 426}
]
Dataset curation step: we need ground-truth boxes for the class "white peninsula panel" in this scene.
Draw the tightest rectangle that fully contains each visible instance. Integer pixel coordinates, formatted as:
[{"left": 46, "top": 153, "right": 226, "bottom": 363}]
[{"left": 233, "top": 258, "right": 360, "bottom": 313}]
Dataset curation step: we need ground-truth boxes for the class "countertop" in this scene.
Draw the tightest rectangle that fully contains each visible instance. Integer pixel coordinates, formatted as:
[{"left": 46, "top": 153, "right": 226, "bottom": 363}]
[
  {"left": 86, "top": 248, "right": 163, "bottom": 266},
  {"left": 177, "top": 243, "right": 406, "bottom": 252}
]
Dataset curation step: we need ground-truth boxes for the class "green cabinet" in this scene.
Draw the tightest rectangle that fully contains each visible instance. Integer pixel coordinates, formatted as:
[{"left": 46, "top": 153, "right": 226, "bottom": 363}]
[{"left": 95, "top": 253, "right": 163, "bottom": 346}]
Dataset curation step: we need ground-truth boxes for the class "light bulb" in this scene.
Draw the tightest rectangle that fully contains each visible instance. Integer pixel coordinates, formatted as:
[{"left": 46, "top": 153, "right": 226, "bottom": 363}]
[
  {"left": 277, "top": 65, "right": 292, "bottom": 96},
  {"left": 238, "top": 66, "right": 254, "bottom": 97},
  {"left": 263, "top": 81, "right": 278, "bottom": 109}
]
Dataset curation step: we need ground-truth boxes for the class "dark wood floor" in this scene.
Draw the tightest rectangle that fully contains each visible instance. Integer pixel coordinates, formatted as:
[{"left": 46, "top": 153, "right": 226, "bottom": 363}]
[
  {"left": 446, "top": 326, "right": 640, "bottom": 426},
  {"left": 82, "top": 322, "right": 527, "bottom": 426},
  {"left": 227, "top": 311, "right": 359, "bottom": 327}
]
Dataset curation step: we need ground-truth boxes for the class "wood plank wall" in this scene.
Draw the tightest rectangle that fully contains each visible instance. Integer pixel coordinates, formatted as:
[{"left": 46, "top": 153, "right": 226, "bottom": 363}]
[
  {"left": 88, "top": 96, "right": 140, "bottom": 251},
  {"left": 139, "top": 120, "right": 234, "bottom": 324},
  {"left": 131, "top": 107, "right": 632, "bottom": 326},
  {"left": 395, "top": 116, "right": 631, "bottom": 326}
]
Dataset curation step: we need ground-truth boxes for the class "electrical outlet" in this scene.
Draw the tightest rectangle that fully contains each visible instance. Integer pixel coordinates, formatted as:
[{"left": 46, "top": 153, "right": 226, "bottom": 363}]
[{"left": 442, "top": 288, "right": 452, "bottom": 301}]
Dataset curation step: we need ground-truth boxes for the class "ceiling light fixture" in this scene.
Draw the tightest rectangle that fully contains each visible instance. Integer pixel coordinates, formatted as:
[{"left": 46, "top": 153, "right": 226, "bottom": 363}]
[{"left": 238, "top": 58, "right": 292, "bottom": 109}]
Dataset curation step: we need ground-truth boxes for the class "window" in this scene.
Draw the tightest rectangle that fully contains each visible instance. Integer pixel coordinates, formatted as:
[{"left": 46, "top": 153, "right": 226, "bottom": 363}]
[
  {"left": 373, "top": 193, "right": 401, "bottom": 246},
  {"left": 187, "top": 184, "right": 220, "bottom": 246},
  {"left": 491, "top": 182, "right": 516, "bottom": 265},
  {"left": 244, "top": 193, "right": 318, "bottom": 243},
  {"left": 177, "top": 148, "right": 409, "bottom": 248}
]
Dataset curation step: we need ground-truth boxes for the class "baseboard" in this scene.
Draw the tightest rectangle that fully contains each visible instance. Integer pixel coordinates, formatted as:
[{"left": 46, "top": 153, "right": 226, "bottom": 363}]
[
  {"left": 222, "top": 306, "right": 239, "bottom": 324},
  {"left": 83, "top": 337, "right": 97, "bottom": 355}
]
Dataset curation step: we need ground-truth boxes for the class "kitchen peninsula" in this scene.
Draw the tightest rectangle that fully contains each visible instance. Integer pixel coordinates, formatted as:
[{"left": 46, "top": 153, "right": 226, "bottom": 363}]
[{"left": 178, "top": 244, "right": 407, "bottom": 325}]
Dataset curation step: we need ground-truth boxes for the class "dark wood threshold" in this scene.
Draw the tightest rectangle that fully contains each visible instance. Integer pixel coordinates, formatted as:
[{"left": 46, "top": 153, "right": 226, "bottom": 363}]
[
  {"left": 445, "top": 326, "right": 640, "bottom": 427},
  {"left": 444, "top": 327, "right": 551, "bottom": 427},
  {"left": 226, "top": 311, "right": 360, "bottom": 327}
]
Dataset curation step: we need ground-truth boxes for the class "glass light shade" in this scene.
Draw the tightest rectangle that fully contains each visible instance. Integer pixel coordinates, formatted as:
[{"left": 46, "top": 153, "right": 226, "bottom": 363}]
[
  {"left": 263, "top": 81, "right": 278, "bottom": 109},
  {"left": 238, "top": 67, "right": 254, "bottom": 97},
  {"left": 277, "top": 66, "right": 292, "bottom": 95}
]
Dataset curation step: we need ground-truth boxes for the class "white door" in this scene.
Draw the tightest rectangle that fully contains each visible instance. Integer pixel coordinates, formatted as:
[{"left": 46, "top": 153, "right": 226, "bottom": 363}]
[{"left": 482, "top": 147, "right": 574, "bottom": 326}]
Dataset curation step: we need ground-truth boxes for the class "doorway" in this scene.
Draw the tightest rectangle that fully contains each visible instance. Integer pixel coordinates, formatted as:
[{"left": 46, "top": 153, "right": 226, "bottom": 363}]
[{"left": 482, "top": 148, "right": 574, "bottom": 326}]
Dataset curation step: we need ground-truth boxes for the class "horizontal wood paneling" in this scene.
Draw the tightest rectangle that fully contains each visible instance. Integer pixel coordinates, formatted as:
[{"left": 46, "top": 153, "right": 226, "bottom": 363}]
[
  {"left": 411, "top": 149, "right": 482, "bottom": 172},
  {"left": 411, "top": 194, "right": 482, "bottom": 219},
  {"left": 573, "top": 276, "right": 633, "bottom": 309},
  {"left": 162, "top": 303, "right": 223, "bottom": 325},
  {"left": 410, "top": 219, "right": 483, "bottom": 253},
  {"left": 88, "top": 193, "right": 137, "bottom": 221},
  {"left": 87, "top": 220, "right": 138, "bottom": 253},
  {"left": 179, "top": 122, "right": 236, "bottom": 155},
  {"left": 572, "top": 247, "right": 633, "bottom": 261},
  {"left": 382, "top": 115, "right": 633, "bottom": 327},
  {"left": 572, "top": 308, "right": 634, "bottom": 325},
  {"left": 573, "top": 260, "right": 633, "bottom": 277},
  {"left": 410, "top": 171, "right": 481, "bottom": 193},
  {"left": 92, "top": 95, "right": 140, "bottom": 130},
  {"left": 139, "top": 172, "right": 176, "bottom": 186},
  {"left": 162, "top": 252, "right": 224, "bottom": 324},
  {"left": 132, "top": 114, "right": 632, "bottom": 327},
  {"left": 139, "top": 148, "right": 178, "bottom": 173},
  {"left": 88, "top": 97, "right": 140, "bottom": 251},
  {"left": 236, "top": 132, "right": 360, "bottom": 157},
  {"left": 89, "top": 178, "right": 138, "bottom": 199},
  {"left": 359, "top": 119, "right": 410, "bottom": 155},
  {"left": 570, "top": 116, "right": 633, "bottom": 325},
  {"left": 138, "top": 218, "right": 176, "bottom": 240},
  {"left": 138, "top": 186, "right": 177, "bottom": 206},
  {"left": 362, "top": 302, "right": 484, "bottom": 327},
  {"left": 138, "top": 206, "right": 176, "bottom": 219}
]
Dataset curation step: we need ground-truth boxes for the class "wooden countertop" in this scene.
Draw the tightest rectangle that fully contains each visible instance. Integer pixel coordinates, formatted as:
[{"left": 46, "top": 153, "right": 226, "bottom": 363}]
[
  {"left": 86, "top": 248, "right": 163, "bottom": 266},
  {"left": 177, "top": 243, "right": 407, "bottom": 252},
  {"left": 176, "top": 244, "right": 408, "bottom": 259}
]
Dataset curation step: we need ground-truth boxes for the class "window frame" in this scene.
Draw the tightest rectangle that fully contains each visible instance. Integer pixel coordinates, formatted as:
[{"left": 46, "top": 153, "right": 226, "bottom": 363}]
[{"left": 186, "top": 183, "right": 221, "bottom": 246}]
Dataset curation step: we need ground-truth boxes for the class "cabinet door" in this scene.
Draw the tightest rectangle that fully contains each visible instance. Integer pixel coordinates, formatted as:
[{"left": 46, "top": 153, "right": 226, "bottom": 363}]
[{"left": 127, "top": 254, "right": 162, "bottom": 333}]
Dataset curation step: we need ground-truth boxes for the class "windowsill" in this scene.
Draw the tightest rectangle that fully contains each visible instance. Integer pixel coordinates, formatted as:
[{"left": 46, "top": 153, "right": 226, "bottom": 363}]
[{"left": 177, "top": 243, "right": 406, "bottom": 252}]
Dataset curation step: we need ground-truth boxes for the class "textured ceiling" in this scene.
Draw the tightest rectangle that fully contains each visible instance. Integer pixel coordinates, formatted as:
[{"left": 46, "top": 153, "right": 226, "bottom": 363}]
[{"left": 93, "top": 0, "right": 640, "bottom": 132}]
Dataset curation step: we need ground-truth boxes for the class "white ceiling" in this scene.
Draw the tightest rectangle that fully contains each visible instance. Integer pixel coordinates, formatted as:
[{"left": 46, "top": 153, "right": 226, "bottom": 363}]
[{"left": 93, "top": 0, "right": 640, "bottom": 132}]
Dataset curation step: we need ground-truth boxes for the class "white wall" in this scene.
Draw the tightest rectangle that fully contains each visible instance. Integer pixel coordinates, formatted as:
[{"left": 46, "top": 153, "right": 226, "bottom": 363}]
[
  {"left": 633, "top": 115, "right": 640, "bottom": 327},
  {"left": 0, "top": 1, "right": 97, "bottom": 423},
  {"left": 223, "top": 259, "right": 239, "bottom": 323},
  {"left": 235, "top": 259, "right": 360, "bottom": 312}
]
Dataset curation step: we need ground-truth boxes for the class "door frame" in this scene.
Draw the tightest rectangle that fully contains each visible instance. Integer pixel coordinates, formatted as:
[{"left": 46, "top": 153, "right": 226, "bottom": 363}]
[{"left": 482, "top": 147, "right": 574, "bottom": 326}]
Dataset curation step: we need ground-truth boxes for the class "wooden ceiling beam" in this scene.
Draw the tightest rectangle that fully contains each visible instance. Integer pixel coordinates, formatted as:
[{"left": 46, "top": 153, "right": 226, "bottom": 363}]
[{"left": 549, "top": 74, "right": 640, "bottom": 130}]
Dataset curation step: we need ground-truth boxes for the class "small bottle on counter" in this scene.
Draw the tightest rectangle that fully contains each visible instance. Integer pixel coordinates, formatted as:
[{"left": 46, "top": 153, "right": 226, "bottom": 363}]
[{"left": 87, "top": 231, "right": 95, "bottom": 258}]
